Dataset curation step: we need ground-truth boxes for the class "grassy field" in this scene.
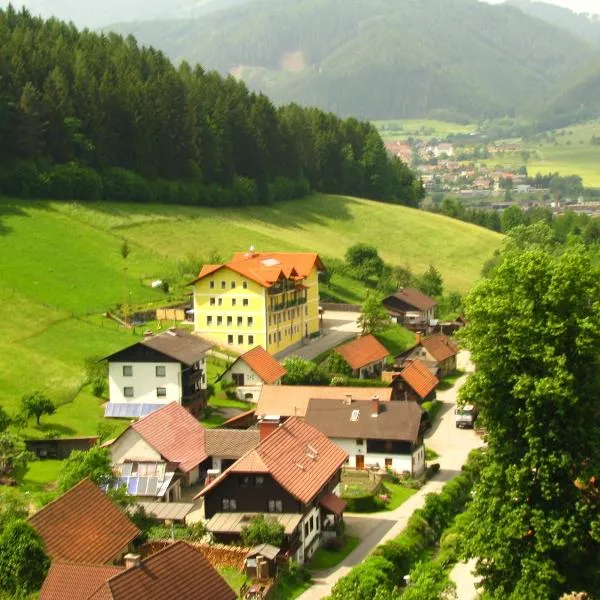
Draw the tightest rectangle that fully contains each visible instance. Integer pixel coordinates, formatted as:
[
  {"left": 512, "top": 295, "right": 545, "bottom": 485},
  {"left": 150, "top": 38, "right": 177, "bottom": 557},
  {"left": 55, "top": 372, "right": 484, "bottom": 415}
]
[
  {"left": 309, "top": 535, "right": 360, "bottom": 570},
  {"left": 493, "top": 120, "right": 600, "bottom": 187},
  {"left": 374, "top": 119, "right": 476, "bottom": 141},
  {"left": 0, "top": 194, "right": 499, "bottom": 438}
]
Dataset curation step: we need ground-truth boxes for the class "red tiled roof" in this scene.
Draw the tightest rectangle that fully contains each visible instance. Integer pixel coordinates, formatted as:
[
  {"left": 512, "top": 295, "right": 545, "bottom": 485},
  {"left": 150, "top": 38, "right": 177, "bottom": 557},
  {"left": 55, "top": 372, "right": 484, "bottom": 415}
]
[
  {"left": 398, "top": 359, "right": 439, "bottom": 399},
  {"left": 131, "top": 402, "right": 207, "bottom": 473},
  {"left": 389, "top": 288, "right": 437, "bottom": 311},
  {"left": 40, "top": 562, "right": 125, "bottom": 600},
  {"left": 29, "top": 479, "right": 140, "bottom": 564},
  {"left": 237, "top": 346, "right": 287, "bottom": 384},
  {"left": 220, "top": 409, "right": 256, "bottom": 428},
  {"left": 198, "top": 418, "right": 347, "bottom": 505},
  {"left": 91, "top": 542, "right": 236, "bottom": 600},
  {"left": 191, "top": 252, "right": 325, "bottom": 289},
  {"left": 335, "top": 334, "right": 390, "bottom": 370},
  {"left": 319, "top": 492, "right": 347, "bottom": 516},
  {"left": 422, "top": 333, "right": 458, "bottom": 363}
]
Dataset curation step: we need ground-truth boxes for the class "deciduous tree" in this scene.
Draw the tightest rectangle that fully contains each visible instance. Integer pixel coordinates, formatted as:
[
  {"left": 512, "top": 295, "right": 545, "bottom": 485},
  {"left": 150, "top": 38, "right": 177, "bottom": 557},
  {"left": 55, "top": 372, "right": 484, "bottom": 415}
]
[
  {"left": 58, "top": 445, "right": 114, "bottom": 492},
  {"left": 357, "top": 292, "right": 390, "bottom": 335},
  {"left": 20, "top": 391, "right": 55, "bottom": 426},
  {"left": 241, "top": 514, "right": 284, "bottom": 547},
  {"left": 459, "top": 238, "right": 600, "bottom": 598}
]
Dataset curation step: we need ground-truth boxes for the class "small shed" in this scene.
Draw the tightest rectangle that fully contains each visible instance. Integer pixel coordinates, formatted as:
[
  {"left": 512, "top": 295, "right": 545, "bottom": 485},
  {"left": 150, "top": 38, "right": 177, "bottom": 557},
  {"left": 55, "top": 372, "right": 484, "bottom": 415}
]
[
  {"left": 26, "top": 436, "right": 99, "bottom": 459},
  {"left": 245, "top": 544, "right": 280, "bottom": 579}
]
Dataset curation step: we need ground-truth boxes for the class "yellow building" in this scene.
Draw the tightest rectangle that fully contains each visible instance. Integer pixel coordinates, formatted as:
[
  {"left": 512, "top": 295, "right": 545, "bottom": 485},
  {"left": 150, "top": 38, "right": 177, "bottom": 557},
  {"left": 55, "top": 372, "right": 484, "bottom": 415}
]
[{"left": 191, "top": 250, "right": 325, "bottom": 355}]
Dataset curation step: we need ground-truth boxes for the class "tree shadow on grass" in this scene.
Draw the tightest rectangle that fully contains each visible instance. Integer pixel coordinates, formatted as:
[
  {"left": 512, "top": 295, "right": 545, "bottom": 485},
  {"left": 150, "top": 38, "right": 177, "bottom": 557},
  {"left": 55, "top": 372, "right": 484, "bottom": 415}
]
[
  {"left": 0, "top": 199, "right": 56, "bottom": 237},
  {"left": 29, "top": 422, "right": 78, "bottom": 437}
]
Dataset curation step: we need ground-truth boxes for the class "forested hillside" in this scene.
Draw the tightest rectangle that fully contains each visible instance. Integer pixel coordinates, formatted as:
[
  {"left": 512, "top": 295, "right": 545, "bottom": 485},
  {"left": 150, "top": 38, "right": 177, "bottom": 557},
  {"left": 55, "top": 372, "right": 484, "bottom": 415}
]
[
  {"left": 107, "top": 0, "right": 592, "bottom": 120},
  {"left": 0, "top": 7, "right": 422, "bottom": 207},
  {"left": 508, "top": 0, "right": 600, "bottom": 45}
]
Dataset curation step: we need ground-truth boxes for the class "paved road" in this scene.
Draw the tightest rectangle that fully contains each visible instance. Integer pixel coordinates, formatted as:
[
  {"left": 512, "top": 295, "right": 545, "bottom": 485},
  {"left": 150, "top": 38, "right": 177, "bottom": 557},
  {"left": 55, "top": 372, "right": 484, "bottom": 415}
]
[
  {"left": 450, "top": 558, "right": 480, "bottom": 600},
  {"left": 297, "top": 351, "right": 482, "bottom": 599},
  {"left": 276, "top": 311, "right": 361, "bottom": 361}
]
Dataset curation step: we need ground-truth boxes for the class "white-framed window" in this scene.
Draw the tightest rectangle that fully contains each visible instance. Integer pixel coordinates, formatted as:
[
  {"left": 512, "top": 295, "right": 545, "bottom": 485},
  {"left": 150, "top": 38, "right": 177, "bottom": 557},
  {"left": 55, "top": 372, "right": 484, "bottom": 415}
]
[
  {"left": 227, "top": 335, "right": 234, "bottom": 345},
  {"left": 268, "top": 500, "right": 283, "bottom": 513},
  {"left": 249, "top": 335, "right": 254, "bottom": 345},
  {"left": 155, "top": 366, "right": 166, "bottom": 377},
  {"left": 231, "top": 281, "right": 236, "bottom": 289},
  {"left": 232, "top": 298, "right": 237, "bottom": 306},
  {"left": 247, "top": 317, "right": 253, "bottom": 326},
  {"left": 221, "top": 281, "right": 226, "bottom": 289},
  {"left": 268, "top": 334, "right": 272, "bottom": 344},
  {"left": 207, "top": 316, "right": 213, "bottom": 326},
  {"left": 218, "top": 298, "right": 223, "bottom": 306},
  {"left": 217, "top": 316, "right": 223, "bottom": 326},
  {"left": 222, "top": 498, "right": 237, "bottom": 511},
  {"left": 209, "top": 280, "right": 215, "bottom": 289},
  {"left": 243, "top": 281, "right": 248, "bottom": 289},
  {"left": 237, "top": 316, "right": 243, "bottom": 326},
  {"left": 156, "top": 387, "right": 167, "bottom": 398},
  {"left": 210, "top": 297, "right": 216, "bottom": 306},
  {"left": 238, "top": 335, "right": 243, "bottom": 344},
  {"left": 123, "top": 387, "right": 134, "bottom": 398},
  {"left": 243, "top": 298, "right": 249, "bottom": 306},
  {"left": 122, "top": 365, "right": 133, "bottom": 377},
  {"left": 227, "top": 316, "right": 233, "bottom": 326}
]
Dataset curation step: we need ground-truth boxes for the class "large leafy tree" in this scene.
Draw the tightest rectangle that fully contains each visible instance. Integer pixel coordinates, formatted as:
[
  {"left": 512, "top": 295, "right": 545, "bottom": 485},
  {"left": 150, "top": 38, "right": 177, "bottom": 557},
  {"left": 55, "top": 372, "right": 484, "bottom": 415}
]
[
  {"left": 58, "top": 445, "right": 114, "bottom": 492},
  {"left": 0, "top": 433, "right": 32, "bottom": 480},
  {"left": 20, "top": 391, "right": 55, "bottom": 426},
  {"left": 459, "top": 238, "right": 600, "bottom": 598},
  {"left": 357, "top": 292, "right": 390, "bottom": 335},
  {"left": 241, "top": 514, "right": 284, "bottom": 548}
]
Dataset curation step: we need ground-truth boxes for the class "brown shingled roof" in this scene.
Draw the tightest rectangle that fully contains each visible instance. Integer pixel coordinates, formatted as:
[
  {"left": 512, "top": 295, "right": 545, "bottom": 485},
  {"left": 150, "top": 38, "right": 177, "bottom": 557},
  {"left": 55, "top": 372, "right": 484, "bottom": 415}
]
[
  {"left": 398, "top": 359, "right": 439, "bottom": 399},
  {"left": 204, "top": 429, "right": 260, "bottom": 459},
  {"left": 421, "top": 333, "right": 458, "bottom": 363},
  {"left": 334, "top": 334, "right": 390, "bottom": 370},
  {"left": 389, "top": 288, "right": 437, "bottom": 311},
  {"left": 40, "top": 563, "right": 125, "bottom": 600},
  {"left": 90, "top": 542, "right": 236, "bottom": 600},
  {"left": 130, "top": 402, "right": 207, "bottom": 473},
  {"left": 198, "top": 418, "right": 347, "bottom": 505},
  {"left": 234, "top": 346, "right": 287, "bottom": 384},
  {"left": 29, "top": 479, "right": 140, "bottom": 564}
]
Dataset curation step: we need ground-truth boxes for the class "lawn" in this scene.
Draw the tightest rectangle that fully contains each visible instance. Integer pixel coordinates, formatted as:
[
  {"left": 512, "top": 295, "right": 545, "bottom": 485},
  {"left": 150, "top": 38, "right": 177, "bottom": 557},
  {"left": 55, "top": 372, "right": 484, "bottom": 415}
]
[
  {"left": 308, "top": 535, "right": 360, "bottom": 570},
  {"left": 437, "top": 370, "right": 465, "bottom": 391},
  {"left": 218, "top": 566, "right": 248, "bottom": 596},
  {"left": 375, "top": 324, "right": 416, "bottom": 356},
  {"left": 269, "top": 569, "right": 312, "bottom": 600},
  {"left": 17, "top": 459, "right": 63, "bottom": 493},
  {"left": 0, "top": 195, "right": 498, "bottom": 440},
  {"left": 382, "top": 482, "right": 417, "bottom": 511},
  {"left": 374, "top": 119, "right": 476, "bottom": 141}
]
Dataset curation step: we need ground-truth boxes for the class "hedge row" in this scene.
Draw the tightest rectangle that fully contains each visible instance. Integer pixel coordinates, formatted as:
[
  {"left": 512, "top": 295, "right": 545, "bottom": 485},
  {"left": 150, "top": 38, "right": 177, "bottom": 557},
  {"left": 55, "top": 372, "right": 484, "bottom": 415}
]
[
  {"left": 328, "top": 450, "right": 484, "bottom": 600},
  {"left": 0, "top": 161, "right": 310, "bottom": 207}
]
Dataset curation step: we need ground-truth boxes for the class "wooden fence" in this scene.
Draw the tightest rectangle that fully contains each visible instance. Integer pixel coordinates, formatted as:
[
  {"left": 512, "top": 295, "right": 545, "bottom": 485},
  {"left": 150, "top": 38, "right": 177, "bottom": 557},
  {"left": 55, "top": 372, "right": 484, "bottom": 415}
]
[{"left": 320, "top": 302, "right": 361, "bottom": 312}]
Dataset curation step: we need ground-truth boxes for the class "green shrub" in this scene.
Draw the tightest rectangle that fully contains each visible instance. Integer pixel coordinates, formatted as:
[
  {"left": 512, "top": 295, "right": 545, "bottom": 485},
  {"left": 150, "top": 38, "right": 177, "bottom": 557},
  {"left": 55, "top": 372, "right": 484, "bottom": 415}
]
[
  {"left": 329, "top": 555, "right": 397, "bottom": 600},
  {"left": 103, "top": 167, "right": 151, "bottom": 203},
  {"left": 342, "top": 494, "right": 378, "bottom": 513}
]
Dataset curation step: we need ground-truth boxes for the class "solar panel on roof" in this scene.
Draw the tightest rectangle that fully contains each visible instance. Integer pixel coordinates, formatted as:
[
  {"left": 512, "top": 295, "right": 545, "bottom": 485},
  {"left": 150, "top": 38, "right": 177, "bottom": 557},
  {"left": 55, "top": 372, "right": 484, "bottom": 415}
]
[{"left": 127, "top": 477, "right": 138, "bottom": 495}]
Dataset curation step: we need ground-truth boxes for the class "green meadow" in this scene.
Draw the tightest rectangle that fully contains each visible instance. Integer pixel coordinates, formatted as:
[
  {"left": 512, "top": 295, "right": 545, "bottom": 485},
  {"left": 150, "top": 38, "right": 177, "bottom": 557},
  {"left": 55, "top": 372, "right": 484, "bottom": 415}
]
[
  {"left": 0, "top": 194, "right": 501, "bottom": 437},
  {"left": 374, "top": 119, "right": 476, "bottom": 141}
]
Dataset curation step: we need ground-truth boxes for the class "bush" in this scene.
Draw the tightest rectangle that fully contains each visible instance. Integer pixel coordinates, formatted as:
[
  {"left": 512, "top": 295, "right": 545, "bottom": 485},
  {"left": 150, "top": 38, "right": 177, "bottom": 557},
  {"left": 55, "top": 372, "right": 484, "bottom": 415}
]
[
  {"left": 329, "top": 555, "right": 397, "bottom": 600},
  {"left": 342, "top": 494, "right": 379, "bottom": 513},
  {"left": 41, "top": 163, "right": 103, "bottom": 200},
  {"left": 103, "top": 167, "right": 151, "bottom": 203},
  {"left": 241, "top": 514, "right": 284, "bottom": 547}
]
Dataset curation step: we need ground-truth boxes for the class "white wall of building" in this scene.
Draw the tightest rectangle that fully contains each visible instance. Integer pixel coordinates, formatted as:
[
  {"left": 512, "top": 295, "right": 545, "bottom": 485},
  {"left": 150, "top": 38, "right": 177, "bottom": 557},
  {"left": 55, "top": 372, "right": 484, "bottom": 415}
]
[
  {"left": 295, "top": 505, "right": 322, "bottom": 564},
  {"left": 331, "top": 438, "right": 424, "bottom": 476},
  {"left": 108, "top": 361, "right": 181, "bottom": 404},
  {"left": 222, "top": 360, "right": 281, "bottom": 402},
  {"left": 110, "top": 429, "right": 162, "bottom": 464}
]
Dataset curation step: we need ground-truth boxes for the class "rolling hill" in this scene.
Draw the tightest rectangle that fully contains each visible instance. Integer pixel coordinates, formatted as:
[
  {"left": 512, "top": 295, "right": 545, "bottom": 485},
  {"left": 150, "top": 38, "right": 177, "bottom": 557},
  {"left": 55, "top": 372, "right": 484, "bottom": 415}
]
[
  {"left": 0, "top": 194, "right": 502, "bottom": 437},
  {"left": 106, "top": 0, "right": 592, "bottom": 120}
]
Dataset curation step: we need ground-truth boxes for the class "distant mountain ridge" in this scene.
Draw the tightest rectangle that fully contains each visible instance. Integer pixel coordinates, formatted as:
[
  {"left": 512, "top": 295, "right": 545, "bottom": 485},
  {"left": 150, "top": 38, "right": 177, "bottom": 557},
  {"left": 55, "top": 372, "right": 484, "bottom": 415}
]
[{"left": 106, "top": 0, "right": 593, "bottom": 120}]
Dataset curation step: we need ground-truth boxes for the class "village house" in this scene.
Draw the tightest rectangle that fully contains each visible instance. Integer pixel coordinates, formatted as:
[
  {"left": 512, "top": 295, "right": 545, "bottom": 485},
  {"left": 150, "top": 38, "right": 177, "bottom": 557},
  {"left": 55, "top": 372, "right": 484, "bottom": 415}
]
[
  {"left": 255, "top": 385, "right": 393, "bottom": 418},
  {"left": 382, "top": 288, "right": 437, "bottom": 330},
  {"left": 333, "top": 334, "right": 390, "bottom": 379},
  {"left": 384, "top": 359, "right": 439, "bottom": 403},
  {"left": 103, "top": 328, "right": 212, "bottom": 418},
  {"left": 39, "top": 541, "right": 236, "bottom": 600},
  {"left": 29, "top": 479, "right": 140, "bottom": 565},
  {"left": 204, "top": 427, "right": 261, "bottom": 473},
  {"left": 197, "top": 418, "right": 348, "bottom": 564},
  {"left": 191, "top": 249, "right": 325, "bottom": 355},
  {"left": 219, "top": 345, "right": 287, "bottom": 402},
  {"left": 397, "top": 333, "right": 458, "bottom": 378},
  {"left": 304, "top": 396, "right": 426, "bottom": 476},
  {"left": 107, "top": 402, "right": 208, "bottom": 501}
]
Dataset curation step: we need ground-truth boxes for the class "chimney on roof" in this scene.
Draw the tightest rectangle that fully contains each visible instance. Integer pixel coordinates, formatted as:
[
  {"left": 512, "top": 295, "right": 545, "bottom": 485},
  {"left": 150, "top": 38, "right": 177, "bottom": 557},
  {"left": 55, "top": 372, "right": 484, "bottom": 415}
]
[
  {"left": 371, "top": 395, "right": 380, "bottom": 418},
  {"left": 259, "top": 416, "right": 280, "bottom": 441},
  {"left": 344, "top": 394, "right": 352, "bottom": 405},
  {"left": 124, "top": 553, "right": 141, "bottom": 569}
]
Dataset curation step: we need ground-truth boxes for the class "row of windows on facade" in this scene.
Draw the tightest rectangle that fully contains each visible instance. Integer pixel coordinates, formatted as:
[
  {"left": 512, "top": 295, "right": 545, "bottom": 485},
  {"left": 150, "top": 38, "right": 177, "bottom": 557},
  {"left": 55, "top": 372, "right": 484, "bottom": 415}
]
[
  {"left": 209, "top": 280, "right": 249, "bottom": 290},
  {"left": 221, "top": 498, "right": 285, "bottom": 514},
  {"left": 207, "top": 315, "right": 254, "bottom": 327},
  {"left": 227, "top": 334, "right": 255, "bottom": 346},
  {"left": 269, "top": 306, "right": 308, "bottom": 323},
  {"left": 304, "top": 514, "right": 319, "bottom": 539},
  {"left": 267, "top": 324, "right": 306, "bottom": 345},
  {"left": 123, "top": 386, "right": 167, "bottom": 398},
  {"left": 122, "top": 365, "right": 168, "bottom": 377},
  {"left": 209, "top": 297, "right": 249, "bottom": 307}
]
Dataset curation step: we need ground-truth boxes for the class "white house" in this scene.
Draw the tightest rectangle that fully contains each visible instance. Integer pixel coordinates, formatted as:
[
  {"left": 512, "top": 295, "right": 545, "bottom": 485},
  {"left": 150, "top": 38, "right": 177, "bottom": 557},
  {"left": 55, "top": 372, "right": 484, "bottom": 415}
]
[
  {"left": 103, "top": 329, "right": 212, "bottom": 418},
  {"left": 334, "top": 334, "right": 390, "bottom": 379},
  {"left": 107, "top": 402, "right": 209, "bottom": 502},
  {"left": 304, "top": 396, "right": 426, "bottom": 476},
  {"left": 219, "top": 345, "right": 286, "bottom": 403}
]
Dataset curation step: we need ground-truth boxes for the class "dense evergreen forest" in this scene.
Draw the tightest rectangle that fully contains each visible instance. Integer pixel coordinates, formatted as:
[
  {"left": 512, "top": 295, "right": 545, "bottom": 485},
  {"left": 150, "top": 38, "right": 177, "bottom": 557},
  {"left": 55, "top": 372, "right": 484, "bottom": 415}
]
[{"left": 0, "top": 7, "right": 423, "bottom": 207}]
